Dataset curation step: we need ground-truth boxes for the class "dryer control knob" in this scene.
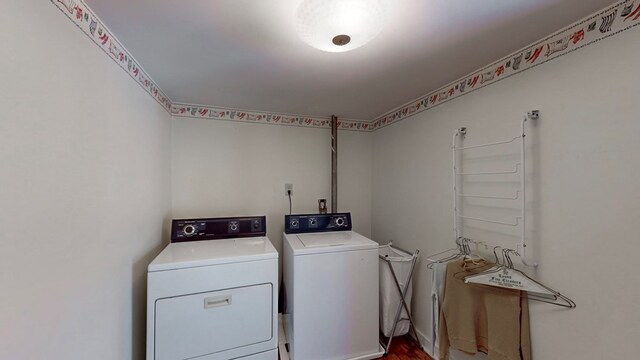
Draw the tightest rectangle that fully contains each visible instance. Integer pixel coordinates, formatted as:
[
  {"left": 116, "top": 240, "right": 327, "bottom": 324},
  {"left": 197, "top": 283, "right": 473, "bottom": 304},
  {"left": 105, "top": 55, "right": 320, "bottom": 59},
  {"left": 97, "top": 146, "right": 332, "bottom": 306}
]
[
  {"left": 252, "top": 220, "right": 261, "bottom": 229},
  {"left": 335, "top": 217, "right": 345, "bottom": 226},
  {"left": 183, "top": 224, "right": 196, "bottom": 236}
]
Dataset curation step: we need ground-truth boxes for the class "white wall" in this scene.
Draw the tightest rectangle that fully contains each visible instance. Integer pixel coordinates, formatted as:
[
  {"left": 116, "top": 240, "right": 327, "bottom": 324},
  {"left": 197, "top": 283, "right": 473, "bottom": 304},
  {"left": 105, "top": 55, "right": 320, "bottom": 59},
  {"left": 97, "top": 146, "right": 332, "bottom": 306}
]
[
  {"left": 171, "top": 118, "right": 372, "bottom": 258},
  {"left": 0, "top": 1, "right": 172, "bottom": 360},
  {"left": 372, "top": 27, "right": 640, "bottom": 359},
  {"left": 6, "top": 2, "right": 638, "bottom": 360}
]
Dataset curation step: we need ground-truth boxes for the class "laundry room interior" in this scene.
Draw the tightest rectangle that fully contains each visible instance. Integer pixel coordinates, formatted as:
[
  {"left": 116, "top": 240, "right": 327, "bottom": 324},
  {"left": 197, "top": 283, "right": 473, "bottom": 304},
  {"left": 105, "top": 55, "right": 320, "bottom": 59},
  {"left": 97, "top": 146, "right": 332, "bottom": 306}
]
[{"left": 2, "top": 0, "right": 639, "bottom": 359}]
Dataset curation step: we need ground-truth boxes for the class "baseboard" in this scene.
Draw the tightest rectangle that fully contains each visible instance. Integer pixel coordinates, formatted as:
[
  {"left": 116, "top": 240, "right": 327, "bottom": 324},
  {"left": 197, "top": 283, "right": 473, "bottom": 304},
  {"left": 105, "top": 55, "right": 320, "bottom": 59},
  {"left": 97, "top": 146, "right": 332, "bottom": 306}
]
[{"left": 414, "top": 328, "right": 437, "bottom": 359}]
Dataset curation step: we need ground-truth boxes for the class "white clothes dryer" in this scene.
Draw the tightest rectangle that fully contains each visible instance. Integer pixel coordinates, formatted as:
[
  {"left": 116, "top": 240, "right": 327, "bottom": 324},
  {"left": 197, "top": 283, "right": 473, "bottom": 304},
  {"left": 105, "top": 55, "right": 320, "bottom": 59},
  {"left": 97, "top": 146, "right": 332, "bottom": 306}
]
[
  {"left": 147, "top": 216, "right": 278, "bottom": 360},
  {"left": 283, "top": 213, "right": 383, "bottom": 360}
]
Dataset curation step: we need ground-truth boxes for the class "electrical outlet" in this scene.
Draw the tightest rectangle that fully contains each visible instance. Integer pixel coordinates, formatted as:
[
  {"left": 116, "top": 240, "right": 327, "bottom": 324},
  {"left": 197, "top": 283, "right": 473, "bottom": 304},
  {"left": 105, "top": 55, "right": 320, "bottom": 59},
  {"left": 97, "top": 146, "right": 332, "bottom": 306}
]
[{"left": 285, "top": 183, "right": 293, "bottom": 196}]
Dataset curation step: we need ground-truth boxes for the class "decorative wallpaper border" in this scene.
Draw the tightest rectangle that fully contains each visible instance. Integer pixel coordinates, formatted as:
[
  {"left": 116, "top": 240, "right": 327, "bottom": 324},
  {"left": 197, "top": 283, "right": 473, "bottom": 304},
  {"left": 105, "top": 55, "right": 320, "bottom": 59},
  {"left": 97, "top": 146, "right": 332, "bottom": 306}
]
[
  {"left": 51, "top": 0, "right": 639, "bottom": 132},
  {"left": 370, "top": 0, "right": 640, "bottom": 131},
  {"left": 171, "top": 104, "right": 372, "bottom": 131},
  {"left": 51, "top": 0, "right": 172, "bottom": 112}
]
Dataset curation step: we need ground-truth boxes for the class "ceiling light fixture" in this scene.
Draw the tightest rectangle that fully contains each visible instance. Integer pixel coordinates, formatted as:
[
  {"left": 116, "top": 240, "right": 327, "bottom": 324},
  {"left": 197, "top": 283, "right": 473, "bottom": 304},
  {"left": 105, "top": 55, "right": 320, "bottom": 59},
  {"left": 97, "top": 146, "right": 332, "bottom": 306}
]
[{"left": 294, "top": 0, "right": 389, "bottom": 53}]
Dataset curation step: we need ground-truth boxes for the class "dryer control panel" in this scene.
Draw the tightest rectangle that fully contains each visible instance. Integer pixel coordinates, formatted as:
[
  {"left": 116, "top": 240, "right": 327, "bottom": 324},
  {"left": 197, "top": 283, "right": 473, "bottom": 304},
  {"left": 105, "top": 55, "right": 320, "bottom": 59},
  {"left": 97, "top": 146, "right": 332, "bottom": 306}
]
[
  {"left": 284, "top": 213, "right": 352, "bottom": 234},
  {"left": 171, "top": 216, "right": 266, "bottom": 242}
]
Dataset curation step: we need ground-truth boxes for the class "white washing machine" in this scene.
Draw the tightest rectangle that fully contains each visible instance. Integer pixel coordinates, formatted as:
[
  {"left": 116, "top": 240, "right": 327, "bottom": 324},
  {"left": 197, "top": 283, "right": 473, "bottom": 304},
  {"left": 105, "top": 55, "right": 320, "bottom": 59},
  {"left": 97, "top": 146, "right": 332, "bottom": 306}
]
[
  {"left": 147, "top": 216, "right": 278, "bottom": 360},
  {"left": 283, "top": 213, "right": 383, "bottom": 360}
]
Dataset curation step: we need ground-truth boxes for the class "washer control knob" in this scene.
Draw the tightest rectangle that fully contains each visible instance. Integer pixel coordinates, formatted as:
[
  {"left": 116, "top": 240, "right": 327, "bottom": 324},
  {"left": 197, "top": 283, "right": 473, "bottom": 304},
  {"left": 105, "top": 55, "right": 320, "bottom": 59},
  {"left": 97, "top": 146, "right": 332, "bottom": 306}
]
[
  {"left": 230, "top": 223, "right": 238, "bottom": 231},
  {"left": 183, "top": 224, "right": 196, "bottom": 236},
  {"left": 291, "top": 219, "right": 299, "bottom": 227},
  {"left": 335, "top": 217, "right": 345, "bottom": 226}
]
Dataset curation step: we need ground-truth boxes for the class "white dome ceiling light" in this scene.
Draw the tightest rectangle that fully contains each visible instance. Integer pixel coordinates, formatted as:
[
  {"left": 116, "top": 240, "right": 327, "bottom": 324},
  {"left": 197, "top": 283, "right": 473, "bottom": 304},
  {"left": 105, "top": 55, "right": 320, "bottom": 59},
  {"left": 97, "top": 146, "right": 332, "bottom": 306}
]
[{"left": 294, "top": 0, "right": 389, "bottom": 53}]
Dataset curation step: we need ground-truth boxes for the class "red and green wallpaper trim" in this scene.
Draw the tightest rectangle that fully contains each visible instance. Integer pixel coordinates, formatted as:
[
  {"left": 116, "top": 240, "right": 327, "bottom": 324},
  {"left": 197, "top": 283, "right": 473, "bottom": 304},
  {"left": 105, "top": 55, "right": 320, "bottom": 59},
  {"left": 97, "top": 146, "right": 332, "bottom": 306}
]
[{"left": 51, "top": 0, "right": 639, "bottom": 132}]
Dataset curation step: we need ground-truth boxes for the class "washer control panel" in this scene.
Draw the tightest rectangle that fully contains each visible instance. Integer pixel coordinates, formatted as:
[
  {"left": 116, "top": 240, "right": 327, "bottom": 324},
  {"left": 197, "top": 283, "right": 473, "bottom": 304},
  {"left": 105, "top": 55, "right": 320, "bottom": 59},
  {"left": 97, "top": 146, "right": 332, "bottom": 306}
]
[
  {"left": 171, "top": 216, "right": 266, "bottom": 242},
  {"left": 284, "top": 213, "right": 352, "bottom": 234}
]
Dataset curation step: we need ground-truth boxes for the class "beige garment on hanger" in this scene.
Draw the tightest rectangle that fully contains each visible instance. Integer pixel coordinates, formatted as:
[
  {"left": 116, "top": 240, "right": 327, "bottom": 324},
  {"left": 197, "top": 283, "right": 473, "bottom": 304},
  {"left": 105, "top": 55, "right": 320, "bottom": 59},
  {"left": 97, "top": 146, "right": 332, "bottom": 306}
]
[{"left": 438, "top": 258, "right": 531, "bottom": 360}]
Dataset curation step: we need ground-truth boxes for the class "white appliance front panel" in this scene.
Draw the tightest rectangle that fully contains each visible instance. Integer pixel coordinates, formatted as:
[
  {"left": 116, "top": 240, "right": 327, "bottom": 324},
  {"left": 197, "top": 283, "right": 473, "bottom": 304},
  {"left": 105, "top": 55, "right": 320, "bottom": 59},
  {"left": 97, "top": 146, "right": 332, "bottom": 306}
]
[
  {"left": 286, "top": 246, "right": 380, "bottom": 360},
  {"left": 169, "top": 348, "right": 278, "bottom": 360},
  {"left": 155, "top": 284, "right": 273, "bottom": 360},
  {"left": 237, "top": 349, "right": 278, "bottom": 360},
  {"left": 147, "top": 258, "right": 278, "bottom": 360}
]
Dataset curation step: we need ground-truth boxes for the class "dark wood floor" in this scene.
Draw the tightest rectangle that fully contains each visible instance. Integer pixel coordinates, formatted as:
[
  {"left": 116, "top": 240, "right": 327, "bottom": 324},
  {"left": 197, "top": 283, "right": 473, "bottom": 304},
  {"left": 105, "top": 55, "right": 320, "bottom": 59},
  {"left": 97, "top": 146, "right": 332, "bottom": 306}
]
[{"left": 382, "top": 335, "right": 433, "bottom": 360}]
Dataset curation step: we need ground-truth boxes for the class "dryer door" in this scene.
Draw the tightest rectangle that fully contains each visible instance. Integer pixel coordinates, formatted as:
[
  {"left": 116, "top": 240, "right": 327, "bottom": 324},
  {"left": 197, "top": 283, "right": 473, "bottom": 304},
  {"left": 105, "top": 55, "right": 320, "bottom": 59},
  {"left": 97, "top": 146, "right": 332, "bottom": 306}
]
[{"left": 154, "top": 283, "right": 273, "bottom": 360}]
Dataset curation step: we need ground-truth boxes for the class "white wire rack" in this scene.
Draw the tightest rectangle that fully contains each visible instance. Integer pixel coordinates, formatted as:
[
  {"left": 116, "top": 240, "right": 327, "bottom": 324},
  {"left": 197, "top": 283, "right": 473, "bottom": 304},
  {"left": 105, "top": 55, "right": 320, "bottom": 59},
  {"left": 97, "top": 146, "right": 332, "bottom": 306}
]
[{"left": 452, "top": 111, "right": 539, "bottom": 267}]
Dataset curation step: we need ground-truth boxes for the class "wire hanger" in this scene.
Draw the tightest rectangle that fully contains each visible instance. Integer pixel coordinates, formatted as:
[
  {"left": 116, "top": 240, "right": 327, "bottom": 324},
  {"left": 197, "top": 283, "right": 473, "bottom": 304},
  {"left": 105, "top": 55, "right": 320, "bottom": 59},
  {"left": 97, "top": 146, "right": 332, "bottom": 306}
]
[
  {"left": 426, "top": 237, "right": 467, "bottom": 269},
  {"left": 426, "top": 237, "right": 487, "bottom": 269},
  {"left": 463, "top": 249, "right": 576, "bottom": 308},
  {"left": 461, "top": 238, "right": 484, "bottom": 263}
]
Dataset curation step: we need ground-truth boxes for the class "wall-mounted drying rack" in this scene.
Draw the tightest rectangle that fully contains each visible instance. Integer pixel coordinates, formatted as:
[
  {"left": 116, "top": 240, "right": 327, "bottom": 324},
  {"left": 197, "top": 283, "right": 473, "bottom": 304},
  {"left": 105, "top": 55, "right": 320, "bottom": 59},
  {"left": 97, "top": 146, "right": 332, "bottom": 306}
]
[
  {"left": 452, "top": 111, "right": 539, "bottom": 267},
  {"left": 426, "top": 112, "right": 577, "bottom": 308}
]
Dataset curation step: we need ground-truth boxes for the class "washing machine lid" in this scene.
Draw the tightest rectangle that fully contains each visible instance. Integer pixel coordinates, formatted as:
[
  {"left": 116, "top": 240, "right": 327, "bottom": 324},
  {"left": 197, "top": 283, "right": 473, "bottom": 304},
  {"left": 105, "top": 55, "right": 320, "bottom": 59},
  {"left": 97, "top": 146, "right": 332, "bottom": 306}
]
[
  {"left": 148, "top": 236, "right": 278, "bottom": 272},
  {"left": 285, "top": 231, "right": 378, "bottom": 255}
]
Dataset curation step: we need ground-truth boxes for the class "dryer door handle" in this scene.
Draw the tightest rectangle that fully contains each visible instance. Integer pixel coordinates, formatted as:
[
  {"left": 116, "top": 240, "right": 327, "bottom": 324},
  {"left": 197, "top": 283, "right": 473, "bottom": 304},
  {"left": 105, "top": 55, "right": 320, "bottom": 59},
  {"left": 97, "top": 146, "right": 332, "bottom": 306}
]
[{"left": 204, "top": 295, "right": 232, "bottom": 309}]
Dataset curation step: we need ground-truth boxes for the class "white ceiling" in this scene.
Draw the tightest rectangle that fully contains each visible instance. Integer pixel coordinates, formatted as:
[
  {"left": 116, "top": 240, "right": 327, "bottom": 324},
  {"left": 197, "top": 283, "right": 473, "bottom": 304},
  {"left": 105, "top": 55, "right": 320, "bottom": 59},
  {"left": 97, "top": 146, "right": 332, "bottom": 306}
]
[{"left": 85, "top": 0, "right": 615, "bottom": 120}]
